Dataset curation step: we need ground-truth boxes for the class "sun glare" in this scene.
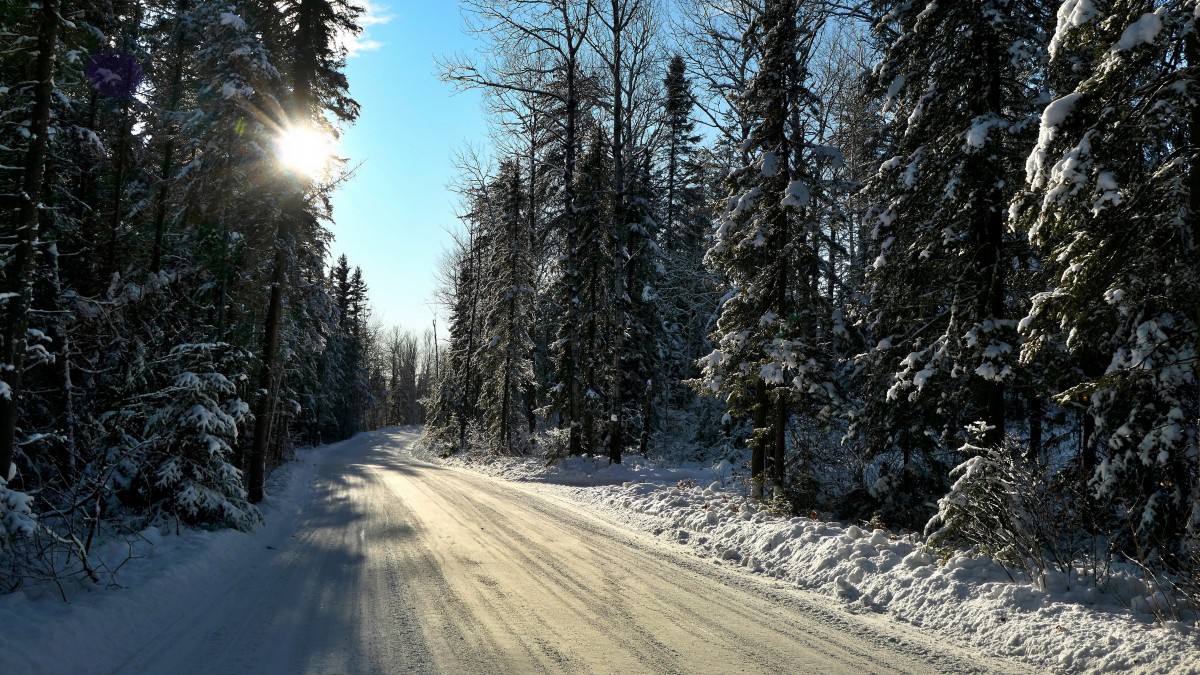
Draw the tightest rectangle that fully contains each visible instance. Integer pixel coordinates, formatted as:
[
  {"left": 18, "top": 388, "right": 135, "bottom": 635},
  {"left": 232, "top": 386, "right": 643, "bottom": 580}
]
[{"left": 276, "top": 126, "right": 337, "bottom": 180}]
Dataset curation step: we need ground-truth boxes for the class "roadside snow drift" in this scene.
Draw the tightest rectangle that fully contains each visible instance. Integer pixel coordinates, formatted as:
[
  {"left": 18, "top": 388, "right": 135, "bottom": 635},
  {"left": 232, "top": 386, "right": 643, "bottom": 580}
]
[{"left": 432, "top": 449, "right": 1199, "bottom": 675}]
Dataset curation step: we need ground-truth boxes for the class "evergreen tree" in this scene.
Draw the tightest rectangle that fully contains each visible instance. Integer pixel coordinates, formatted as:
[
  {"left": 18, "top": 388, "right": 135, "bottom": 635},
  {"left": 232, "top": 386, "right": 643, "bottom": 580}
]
[
  {"left": 620, "top": 157, "right": 666, "bottom": 456},
  {"left": 854, "top": 0, "right": 1044, "bottom": 524},
  {"left": 247, "top": 0, "right": 362, "bottom": 503},
  {"left": 442, "top": 0, "right": 596, "bottom": 458},
  {"left": 570, "top": 127, "right": 615, "bottom": 456},
  {"left": 1014, "top": 0, "right": 1199, "bottom": 561},
  {"left": 658, "top": 53, "right": 717, "bottom": 428},
  {"left": 139, "top": 343, "right": 258, "bottom": 530},
  {"left": 0, "top": 0, "right": 61, "bottom": 490},
  {"left": 428, "top": 226, "right": 486, "bottom": 452},
  {"left": 698, "top": 0, "right": 842, "bottom": 498},
  {"left": 477, "top": 161, "right": 537, "bottom": 454},
  {"left": 661, "top": 54, "right": 705, "bottom": 252},
  {"left": 0, "top": 0, "right": 374, "bottom": 571}
]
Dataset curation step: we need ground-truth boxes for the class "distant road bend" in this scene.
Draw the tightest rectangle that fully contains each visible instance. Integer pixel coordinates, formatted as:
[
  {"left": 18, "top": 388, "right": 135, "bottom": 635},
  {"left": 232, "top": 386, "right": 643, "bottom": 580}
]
[{"left": 115, "top": 428, "right": 1027, "bottom": 674}]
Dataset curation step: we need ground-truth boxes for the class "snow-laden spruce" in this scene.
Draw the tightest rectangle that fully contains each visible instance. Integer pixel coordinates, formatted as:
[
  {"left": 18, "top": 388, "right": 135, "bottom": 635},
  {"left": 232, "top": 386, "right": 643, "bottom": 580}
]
[
  {"left": 1011, "top": 0, "right": 1200, "bottom": 565},
  {"left": 697, "top": 0, "right": 845, "bottom": 499},
  {"left": 476, "top": 161, "right": 538, "bottom": 455},
  {"left": 852, "top": 0, "right": 1044, "bottom": 527},
  {"left": 135, "top": 344, "right": 259, "bottom": 530}
]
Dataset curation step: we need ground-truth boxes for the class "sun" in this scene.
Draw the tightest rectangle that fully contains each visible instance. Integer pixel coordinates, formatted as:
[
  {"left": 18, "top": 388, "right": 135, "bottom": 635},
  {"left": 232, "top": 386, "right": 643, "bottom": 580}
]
[{"left": 276, "top": 126, "right": 337, "bottom": 180}]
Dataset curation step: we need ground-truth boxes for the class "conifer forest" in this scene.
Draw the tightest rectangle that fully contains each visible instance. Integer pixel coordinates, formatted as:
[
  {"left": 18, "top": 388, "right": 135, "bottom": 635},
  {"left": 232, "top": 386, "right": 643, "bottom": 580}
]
[{"left": 1, "top": 0, "right": 1198, "bottom": 671}]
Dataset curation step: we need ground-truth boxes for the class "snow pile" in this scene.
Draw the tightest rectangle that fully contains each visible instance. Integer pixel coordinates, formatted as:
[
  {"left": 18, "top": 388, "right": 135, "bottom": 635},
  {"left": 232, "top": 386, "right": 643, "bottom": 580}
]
[
  {"left": 438, "top": 450, "right": 1199, "bottom": 674},
  {"left": 435, "top": 451, "right": 731, "bottom": 488},
  {"left": 1026, "top": 92, "right": 1084, "bottom": 189},
  {"left": 0, "top": 442, "right": 323, "bottom": 673},
  {"left": 589, "top": 481, "right": 1197, "bottom": 673},
  {"left": 0, "top": 478, "right": 36, "bottom": 544},
  {"left": 964, "top": 116, "right": 1004, "bottom": 149},
  {"left": 1049, "top": 0, "right": 1098, "bottom": 57}
]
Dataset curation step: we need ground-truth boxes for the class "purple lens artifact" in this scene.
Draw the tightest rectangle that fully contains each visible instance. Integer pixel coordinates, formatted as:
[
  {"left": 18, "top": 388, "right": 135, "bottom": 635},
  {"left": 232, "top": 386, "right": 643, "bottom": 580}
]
[{"left": 86, "top": 51, "right": 144, "bottom": 100}]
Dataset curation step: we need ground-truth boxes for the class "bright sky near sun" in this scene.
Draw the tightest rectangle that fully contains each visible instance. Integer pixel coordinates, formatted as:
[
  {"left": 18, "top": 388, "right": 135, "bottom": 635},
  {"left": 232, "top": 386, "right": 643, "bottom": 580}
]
[{"left": 329, "top": 2, "right": 487, "bottom": 335}]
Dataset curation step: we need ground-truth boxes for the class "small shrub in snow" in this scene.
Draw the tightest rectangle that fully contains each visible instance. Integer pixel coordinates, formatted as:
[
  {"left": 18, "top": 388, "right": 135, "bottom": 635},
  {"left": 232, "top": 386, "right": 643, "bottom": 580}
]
[
  {"left": 540, "top": 427, "right": 573, "bottom": 465},
  {"left": 926, "top": 440, "right": 1083, "bottom": 583},
  {"left": 0, "top": 478, "right": 36, "bottom": 552},
  {"left": 762, "top": 490, "right": 797, "bottom": 518},
  {"left": 113, "top": 344, "right": 259, "bottom": 531}
]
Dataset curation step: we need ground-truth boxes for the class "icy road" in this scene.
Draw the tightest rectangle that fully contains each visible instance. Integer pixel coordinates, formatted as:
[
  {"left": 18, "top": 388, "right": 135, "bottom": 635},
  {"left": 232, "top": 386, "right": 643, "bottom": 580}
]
[{"left": 107, "top": 429, "right": 1026, "bottom": 674}]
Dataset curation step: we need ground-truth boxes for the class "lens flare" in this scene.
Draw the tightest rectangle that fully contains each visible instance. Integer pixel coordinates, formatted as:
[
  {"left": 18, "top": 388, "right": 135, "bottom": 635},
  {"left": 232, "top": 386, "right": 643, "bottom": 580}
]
[{"left": 276, "top": 126, "right": 336, "bottom": 179}]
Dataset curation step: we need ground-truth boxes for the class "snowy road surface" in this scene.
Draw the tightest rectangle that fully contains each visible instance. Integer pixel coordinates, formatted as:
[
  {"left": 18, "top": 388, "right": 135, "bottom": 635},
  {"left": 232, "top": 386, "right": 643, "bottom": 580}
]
[{"left": 106, "top": 429, "right": 1025, "bottom": 674}]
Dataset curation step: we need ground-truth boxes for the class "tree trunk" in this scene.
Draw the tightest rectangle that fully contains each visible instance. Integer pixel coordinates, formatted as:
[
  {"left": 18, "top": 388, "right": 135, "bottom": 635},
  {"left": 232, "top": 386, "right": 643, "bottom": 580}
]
[
  {"left": 75, "top": 90, "right": 100, "bottom": 295},
  {"left": 214, "top": 208, "right": 231, "bottom": 341},
  {"left": 248, "top": 236, "right": 287, "bottom": 503},
  {"left": 0, "top": 0, "right": 59, "bottom": 482},
  {"left": 1175, "top": 25, "right": 1200, "bottom": 562},
  {"left": 501, "top": 352, "right": 511, "bottom": 453},
  {"left": 751, "top": 381, "right": 768, "bottom": 498},
  {"left": 978, "top": 29, "right": 1007, "bottom": 449},
  {"left": 527, "top": 113, "right": 541, "bottom": 428},
  {"left": 1190, "top": 26, "right": 1200, "bottom": 448},
  {"left": 151, "top": 0, "right": 191, "bottom": 275},
  {"left": 585, "top": 268, "right": 598, "bottom": 456},
  {"left": 105, "top": 102, "right": 132, "bottom": 281},
  {"left": 772, "top": 396, "right": 787, "bottom": 492},
  {"left": 49, "top": 242, "right": 79, "bottom": 479},
  {"left": 607, "top": 0, "right": 626, "bottom": 465},
  {"left": 639, "top": 378, "right": 651, "bottom": 456},
  {"left": 564, "top": 47, "right": 582, "bottom": 458},
  {"left": 460, "top": 239, "right": 480, "bottom": 448},
  {"left": 1081, "top": 409, "right": 1096, "bottom": 480},
  {"left": 248, "top": 0, "right": 321, "bottom": 494},
  {"left": 666, "top": 121, "right": 677, "bottom": 248},
  {"left": 1026, "top": 390, "right": 1042, "bottom": 463}
]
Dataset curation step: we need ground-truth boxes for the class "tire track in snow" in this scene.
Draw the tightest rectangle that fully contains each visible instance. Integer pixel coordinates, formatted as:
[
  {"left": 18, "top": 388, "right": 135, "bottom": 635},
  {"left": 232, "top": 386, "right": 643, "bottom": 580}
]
[
  {"left": 374, "top": 429, "right": 1025, "bottom": 674},
  {"left": 106, "top": 428, "right": 1032, "bottom": 674}
]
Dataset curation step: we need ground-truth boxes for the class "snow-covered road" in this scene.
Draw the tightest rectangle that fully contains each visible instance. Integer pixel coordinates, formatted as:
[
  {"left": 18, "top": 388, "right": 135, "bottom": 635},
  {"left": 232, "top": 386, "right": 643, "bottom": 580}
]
[{"left": 9, "top": 428, "right": 1032, "bottom": 674}]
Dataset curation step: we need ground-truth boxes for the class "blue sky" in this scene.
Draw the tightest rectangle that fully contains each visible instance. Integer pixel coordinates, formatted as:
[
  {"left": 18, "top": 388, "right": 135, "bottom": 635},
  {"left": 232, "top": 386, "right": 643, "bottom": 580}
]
[{"left": 329, "top": 2, "right": 486, "bottom": 335}]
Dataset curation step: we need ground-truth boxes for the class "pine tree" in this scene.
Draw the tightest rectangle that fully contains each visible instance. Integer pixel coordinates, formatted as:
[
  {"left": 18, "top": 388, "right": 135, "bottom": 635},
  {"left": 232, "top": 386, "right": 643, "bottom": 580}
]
[
  {"left": 477, "top": 161, "right": 537, "bottom": 454},
  {"left": 662, "top": 54, "right": 705, "bottom": 251},
  {"left": 620, "top": 157, "right": 665, "bottom": 456},
  {"left": 698, "top": 0, "right": 842, "bottom": 498},
  {"left": 1014, "top": 0, "right": 1199, "bottom": 561},
  {"left": 569, "top": 127, "right": 615, "bottom": 457},
  {"left": 247, "top": 0, "right": 361, "bottom": 503},
  {"left": 146, "top": 0, "right": 194, "bottom": 275},
  {"left": 0, "top": 0, "right": 60, "bottom": 491},
  {"left": 854, "top": 0, "right": 1043, "bottom": 524},
  {"left": 140, "top": 343, "right": 258, "bottom": 530},
  {"left": 442, "top": 0, "right": 596, "bottom": 458},
  {"left": 0, "top": 0, "right": 374, "bottom": 576},
  {"left": 427, "top": 223, "right": 486, "bottom": 452},
  {"left": 595, "top": 0, "right": 659, "bottom": 464},
  {"left": 658, "top": 53, "right": 717, "bottom": 429}
]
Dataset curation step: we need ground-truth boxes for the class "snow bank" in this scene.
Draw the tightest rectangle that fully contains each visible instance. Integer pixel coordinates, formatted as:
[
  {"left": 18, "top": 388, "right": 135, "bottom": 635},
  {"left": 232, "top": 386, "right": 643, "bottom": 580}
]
[
  {"left": 431, "top": 450, "right": 733, "bottom": 488},
  {"left": 437, "top": 449, "right": 1199, "bottom": 674},
  {"left": 594, "top": 482, "right": 1196, "bottom": 673},
  {"left": 0, "top": 442, "right": 325, "bottom": 674}
]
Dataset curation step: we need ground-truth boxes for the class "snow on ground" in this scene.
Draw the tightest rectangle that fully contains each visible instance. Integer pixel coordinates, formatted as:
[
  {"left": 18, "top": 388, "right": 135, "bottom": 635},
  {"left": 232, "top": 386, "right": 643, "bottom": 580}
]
[
  {"left": 422, "top": 445, "right": 1200, "bottom": 674},
  {"left": 4, "top": 428, "right": 1196, "bottom": 674},
  {"left": 0, "top": 439, "right": 329, "bottom": 674}
]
